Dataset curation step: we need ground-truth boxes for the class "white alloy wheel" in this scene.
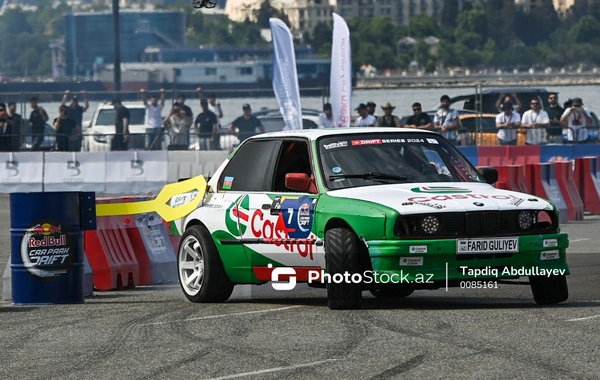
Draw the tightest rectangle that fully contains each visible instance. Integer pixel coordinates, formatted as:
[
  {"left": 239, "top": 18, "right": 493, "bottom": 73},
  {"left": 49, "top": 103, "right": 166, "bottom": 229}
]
[{"left": 179, "top": 235, "right": 205, "bottom": 296}]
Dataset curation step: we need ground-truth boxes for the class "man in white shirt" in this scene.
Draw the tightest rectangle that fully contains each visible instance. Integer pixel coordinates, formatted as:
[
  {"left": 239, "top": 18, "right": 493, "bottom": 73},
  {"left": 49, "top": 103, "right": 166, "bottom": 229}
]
[
  {"left": 318, "top": 103, "right": 335, "bottom": 128},
  {"left": 354, "top": 103, "right": 376, "bottom": 127},
  {"left": 521, "top": 98, "right": 549, "bottom": 145},
  {"left": 560, "top": 97, "right": 595, "bottom": 143},
  {"left": 141, "top": 88, "right": 166, "bottom": 150},
  {"left": 495, "top": 102, "right": 521, "bottom": 145},
  {"left": 434, "top": 95, "right": 460, "bottom": 144}
]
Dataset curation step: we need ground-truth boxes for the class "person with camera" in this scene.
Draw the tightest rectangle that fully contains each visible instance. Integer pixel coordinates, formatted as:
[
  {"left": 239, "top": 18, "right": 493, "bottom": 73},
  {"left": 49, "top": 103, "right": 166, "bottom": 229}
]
[
  {"left": 163, "top": 103, "right": 190, "bottom": 150},
  {"left": 496, "top": 102, "right": 521, "bottom": 146},
  {"left": 29, "top": 97, "right": 49, "bottom": 151},
  {"left": 53, "top": 105, "right": 81, "bottom": 151},
  {"left": 560, "top": 97, "right": 595, "bottom": 143}
]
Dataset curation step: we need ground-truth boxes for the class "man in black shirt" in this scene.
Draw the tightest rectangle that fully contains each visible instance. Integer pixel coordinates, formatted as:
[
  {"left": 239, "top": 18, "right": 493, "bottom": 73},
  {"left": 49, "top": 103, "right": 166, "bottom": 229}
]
[
  {"left": 0, "top": 103, "right": 10, "bottom": 151},
  {"left": 7, "top": 102, "right": 23, "bottom": 151},
  {"left": 54, "top": 105, "right": 81, "bottom": 151},
  {"left": 405, "top": 102, "right": 433, "bottom": 130},
  {"left": 29, "top": 97, "right": 49, "bottom": 151},
  {"left": 228, "top": 104, "right": 265, "bottom": 146},
  {"left": 194, "top": 99, "right": 218, "bottom": 150},
  {"left": 111, "top": 100, "right": 130, "bottom": 151},
  {"left": 544, "top": 93, "right": 564, "bottom": 144},
  {"left": 61, "top": 90, "right": 89, "bottom": 151},
  {"left": 176, "top": 93, "right": 194, "bottom": 127}
]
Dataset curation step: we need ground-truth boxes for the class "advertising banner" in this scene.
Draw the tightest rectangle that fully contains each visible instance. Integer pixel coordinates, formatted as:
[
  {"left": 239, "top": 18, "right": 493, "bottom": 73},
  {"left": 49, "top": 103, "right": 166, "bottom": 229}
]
[
  {"left": 0, "top": 152, "right": 44, "bottom": 192},
  {"left": 43, "top": 152, "right": 107, "bottom": 192},
  {"left": 330, "top": 13, "right": 352, "bottom": 128},
  {"left": 106, "top": 151, "right": 168, "bottom": 194}
]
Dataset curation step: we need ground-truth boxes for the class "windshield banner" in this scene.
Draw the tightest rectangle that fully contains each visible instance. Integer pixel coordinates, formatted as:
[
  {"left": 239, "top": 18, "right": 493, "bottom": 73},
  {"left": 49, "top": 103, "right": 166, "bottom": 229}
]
[
  {"left": 331, "top": 13, "right": 352, "bottom": 128},
  {"left": 269, "top": 18, "right": 303, "bottom": 131}
]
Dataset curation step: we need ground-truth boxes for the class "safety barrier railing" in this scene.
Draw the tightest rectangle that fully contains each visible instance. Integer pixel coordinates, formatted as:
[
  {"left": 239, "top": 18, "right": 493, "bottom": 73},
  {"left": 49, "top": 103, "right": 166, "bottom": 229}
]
[
  {"left": 456, "top": 126, "right": 600, "bottom": 146},
  {"left": 0, "top": 133, "right": 74, "bottom": 152}
]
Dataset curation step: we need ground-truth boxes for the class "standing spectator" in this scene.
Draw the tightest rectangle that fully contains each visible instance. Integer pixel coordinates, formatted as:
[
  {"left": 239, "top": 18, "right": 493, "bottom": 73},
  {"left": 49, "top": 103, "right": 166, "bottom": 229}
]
[
  {"left": 53, "top": 105, "right": 81, "bottom": 152},
  {"left": 141, "top": 88, "right": 166, "bottom": 150},
  {"left": 496, "top": 102, "right": 521, "bottom": 146},
  {"left": 560, "top": 97, "right": 594, "bottom": 143},
  {"left": 111, "top": 100, "right": 129, "bottom": 151},
  {"left": 318, "top": 103, "right": 335, "bottom": 128},
  {"left": 163, "top": 103, "right": 190, "bottom": 150},
  {"left": 61, "top": 90, "right": 89, "bottom": 151},
  {"left": 545, "top": 93, "right": 564, "bottom": 144},
  {"left": 521, "top": 98, "right": 549, "bottom": 145},
  {"left": 228, "top": 104, "right": 265, "bottom": 145},
  {"left": 354, "top": 103, "right": 376, "bottom": 127},
  {"left": 28, "top": 97, "right": 49, "bottom": 151},
  {"left": 0, "top": 103, "right": 10, "bottom": 151},
  {"left": 375, "top": 102, "right": 402, "bottom": 127},
  {"left": 176, "top": 93, "right": 194, "bottom": 127},
  {"left": 434, "top": 95, "right": 460, "bottom": 144},
  {"left": 197, "top": 88, "right": 223, "bottom": 128},
  {"left": 405, "top": 102, "right": 433, "bottom": 130},
  {"left": 367, "top": 101, "right": 377, "bottom": 121},
  {"left": 7, "top": 102, "right": 23, "bottom": 151},
  {"left": 194, "top": 99, "right": 218, "bottom": 150},
  {"left": 495, "top": 92, "right": 522, "bottom": 112}
]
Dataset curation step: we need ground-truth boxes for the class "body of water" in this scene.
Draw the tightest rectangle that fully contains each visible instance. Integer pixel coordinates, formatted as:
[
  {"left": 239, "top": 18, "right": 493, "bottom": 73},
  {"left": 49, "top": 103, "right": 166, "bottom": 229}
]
[{"left": 12, "top": 85, "right": 599, "bottom": 128}]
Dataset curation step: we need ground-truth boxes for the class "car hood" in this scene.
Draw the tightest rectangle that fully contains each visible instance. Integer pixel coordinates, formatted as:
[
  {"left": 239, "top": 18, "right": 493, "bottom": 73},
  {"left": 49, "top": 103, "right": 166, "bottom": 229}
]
[{"left": 326, "top": 182, "right": 553, "bottom": 214}]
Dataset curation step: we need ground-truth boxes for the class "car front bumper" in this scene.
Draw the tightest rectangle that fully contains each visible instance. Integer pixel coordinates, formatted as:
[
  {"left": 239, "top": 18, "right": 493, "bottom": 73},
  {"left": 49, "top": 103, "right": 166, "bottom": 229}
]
[{"left": 366, "top": 233, "right": 570, "bottom": 284}]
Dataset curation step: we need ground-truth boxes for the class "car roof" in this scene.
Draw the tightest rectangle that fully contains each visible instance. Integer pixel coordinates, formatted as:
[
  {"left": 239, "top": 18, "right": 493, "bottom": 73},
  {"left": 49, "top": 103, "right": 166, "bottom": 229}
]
[{"left": 253, "top": 127, "right": 437, "bottom": 141}]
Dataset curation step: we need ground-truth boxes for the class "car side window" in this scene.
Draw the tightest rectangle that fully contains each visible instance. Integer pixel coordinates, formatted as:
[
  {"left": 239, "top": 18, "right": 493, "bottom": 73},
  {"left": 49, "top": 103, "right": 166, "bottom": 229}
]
[
  {"left": 272, "top": 140, "right": 313, "bottom": 192},
  {"left": 219, "top": 140, "right": 279, "bottom": 192},
  {"left": 422, "top": 148, "right": 451, "bottom": 176}
]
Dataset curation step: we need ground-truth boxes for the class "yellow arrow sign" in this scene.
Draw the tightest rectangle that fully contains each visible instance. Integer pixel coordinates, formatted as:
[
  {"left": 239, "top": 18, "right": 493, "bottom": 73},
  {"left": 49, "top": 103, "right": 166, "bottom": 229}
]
[{"left": 95, "top": 175, "right": 207, "bottom": 222}]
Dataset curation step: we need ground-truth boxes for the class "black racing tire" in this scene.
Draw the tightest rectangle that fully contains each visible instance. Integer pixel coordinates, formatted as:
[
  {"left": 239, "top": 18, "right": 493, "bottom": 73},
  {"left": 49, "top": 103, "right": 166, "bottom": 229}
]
[
  {"left": 369, "top": 288, "right": 414, "bottom": 299},
  {"left": 325, "top": 227, "right": 362, "bottom": 310},
  {"left": 529, "top": 275, "right": 568, "bottom": 305},
  {"left": 178, "top": 224, "right": 234, "bottom": 303}
]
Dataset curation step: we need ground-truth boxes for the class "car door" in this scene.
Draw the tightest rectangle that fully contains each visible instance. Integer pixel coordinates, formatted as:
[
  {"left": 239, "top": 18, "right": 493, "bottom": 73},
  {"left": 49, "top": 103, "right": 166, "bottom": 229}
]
[{"left": 238, "top": 138, "right": 323, "bottom": 270}]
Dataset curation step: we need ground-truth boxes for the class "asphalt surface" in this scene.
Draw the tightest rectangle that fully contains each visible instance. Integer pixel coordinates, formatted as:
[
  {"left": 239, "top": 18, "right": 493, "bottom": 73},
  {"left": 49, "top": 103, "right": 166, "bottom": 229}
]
[{"left": 1, "top": 193, "right": 599, "bottom": 379}]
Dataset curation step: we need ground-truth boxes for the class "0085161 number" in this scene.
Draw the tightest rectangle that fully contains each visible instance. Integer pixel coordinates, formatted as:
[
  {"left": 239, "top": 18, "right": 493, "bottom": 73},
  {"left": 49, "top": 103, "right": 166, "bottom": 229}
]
[{"left": 460, "top": 281, "right": 499, "bottom": 289}]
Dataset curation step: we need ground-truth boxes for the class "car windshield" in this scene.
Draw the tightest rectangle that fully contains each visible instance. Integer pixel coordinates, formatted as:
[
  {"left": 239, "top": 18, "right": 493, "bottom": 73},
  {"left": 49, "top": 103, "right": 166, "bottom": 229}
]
[
  {"left": 95, "top": 108, "right": 145, "bottom": 126},
  {"left": 318, "top": 132, "right": 484, "bottom": 190}
]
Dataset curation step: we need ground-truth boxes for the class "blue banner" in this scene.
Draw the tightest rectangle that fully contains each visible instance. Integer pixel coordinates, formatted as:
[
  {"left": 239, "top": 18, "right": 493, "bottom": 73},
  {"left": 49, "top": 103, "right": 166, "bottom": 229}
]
[{"left": 269, "top": 18, "right": 303, "bottom": 130}]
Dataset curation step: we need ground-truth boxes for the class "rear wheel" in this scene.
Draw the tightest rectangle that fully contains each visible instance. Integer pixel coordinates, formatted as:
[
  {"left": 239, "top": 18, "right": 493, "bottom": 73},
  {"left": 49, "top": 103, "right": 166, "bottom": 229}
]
[
  {"left": 369, "top": 288, "right": 414, "bottom": 299},
  {"left": 529, "top": 275, "right": 568, "bottom": 305},
  {"left": 325, "top": 227, "right": 362, "bottom": 310},
  {"left": 178, "top": 225, "right": 234, "bottom": 303}
]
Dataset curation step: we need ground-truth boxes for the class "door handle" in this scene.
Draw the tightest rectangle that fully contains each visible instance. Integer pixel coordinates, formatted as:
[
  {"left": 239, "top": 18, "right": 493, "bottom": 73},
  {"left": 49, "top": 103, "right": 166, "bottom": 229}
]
[{"left": 261, "top": 204, "right": 271, "bottom": 210}]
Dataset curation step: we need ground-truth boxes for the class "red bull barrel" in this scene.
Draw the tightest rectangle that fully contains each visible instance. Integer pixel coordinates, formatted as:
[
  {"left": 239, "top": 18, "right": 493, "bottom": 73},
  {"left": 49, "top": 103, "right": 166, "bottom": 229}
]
[{"left": 10, "top": 192, "right": 96, "bottom": 304}]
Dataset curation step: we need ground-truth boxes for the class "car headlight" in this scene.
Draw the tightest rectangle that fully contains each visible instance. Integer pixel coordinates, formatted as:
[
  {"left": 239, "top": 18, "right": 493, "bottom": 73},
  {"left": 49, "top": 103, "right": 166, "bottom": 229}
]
[
  {"left": 518, "top": 211, "right": 535, "bottom": 230},
  {"left": 421, "top": 215, "right": 441, "bottom": 235}
]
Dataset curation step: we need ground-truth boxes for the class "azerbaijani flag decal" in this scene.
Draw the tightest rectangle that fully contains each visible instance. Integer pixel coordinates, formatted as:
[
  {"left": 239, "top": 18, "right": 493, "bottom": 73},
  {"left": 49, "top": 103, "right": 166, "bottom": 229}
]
[
  {"left": 411, "top": 186, "right": 472, "bottom": 194},
  {"left": 223, "top": 176, "right": 234, "bottom": 190}
]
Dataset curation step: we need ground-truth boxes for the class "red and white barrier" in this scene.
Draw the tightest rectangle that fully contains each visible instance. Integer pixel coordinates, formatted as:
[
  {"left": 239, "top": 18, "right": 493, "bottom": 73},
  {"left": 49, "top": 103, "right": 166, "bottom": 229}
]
[
  {"left": 494, "top": 165, "right": 529, "bottom": 194},
  {"left": 525, "top": 163, "right": 569, "bottom": 224},
  {"left": 574, "top": 156, "right": 600, "bottom": 214},
  {"left": 555, "top": 161, "right": 584, "bottom": 221}
]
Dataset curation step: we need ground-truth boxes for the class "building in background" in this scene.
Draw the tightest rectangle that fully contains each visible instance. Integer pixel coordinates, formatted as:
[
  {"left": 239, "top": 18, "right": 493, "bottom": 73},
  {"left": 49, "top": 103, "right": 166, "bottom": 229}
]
[
  {"left": 335, "top": 0, "right": 455, "bottom": 25},
  {"left": 63, "top": 10, "right": 186, "bottom": 77},
  {"left": 140, "top": 47, "right": 314, "bottom": 63},
  {"left": 225, "top": 0, "right": 335, "bottom": 34},
  {"left": 553, "top": 0, "right": 600, "bottom": 16}
]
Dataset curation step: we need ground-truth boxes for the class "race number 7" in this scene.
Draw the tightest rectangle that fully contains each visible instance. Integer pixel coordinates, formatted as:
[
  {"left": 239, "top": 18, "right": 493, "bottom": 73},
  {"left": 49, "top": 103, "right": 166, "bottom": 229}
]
[{"left": 287, "top": 208, "right": 294, "bottom": 224}]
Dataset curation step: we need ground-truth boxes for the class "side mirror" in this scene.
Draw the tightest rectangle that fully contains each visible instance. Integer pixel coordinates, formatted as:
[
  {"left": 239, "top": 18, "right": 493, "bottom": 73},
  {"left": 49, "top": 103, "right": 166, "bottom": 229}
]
[
  {"left": 285, "top": 173, "right": 311, "bottom": 192},
  {"left": 479, "top": 167, "right": 498, "bottom": 185}
]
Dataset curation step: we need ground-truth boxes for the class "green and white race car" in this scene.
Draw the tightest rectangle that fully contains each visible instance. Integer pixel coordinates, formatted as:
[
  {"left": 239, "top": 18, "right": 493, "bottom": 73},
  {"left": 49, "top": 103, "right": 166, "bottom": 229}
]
[{"left": 170, "top": 128, "right": 570, "bottom": 309}]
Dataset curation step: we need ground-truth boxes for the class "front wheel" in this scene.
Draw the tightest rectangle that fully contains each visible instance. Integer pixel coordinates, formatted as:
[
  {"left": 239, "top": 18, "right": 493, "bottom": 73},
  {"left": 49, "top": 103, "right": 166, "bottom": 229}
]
[
  {"left": 178, "top": 225, "right": 234, "bottom": 303},
  {"left": 529, "top": 275, "right": 568, "bottom": 305},
  {"left": 369, "top": 288, "right": 414, "bottom": 299},
  {"left": 325, "top": 227, "right": 362, "bottom": 310}
]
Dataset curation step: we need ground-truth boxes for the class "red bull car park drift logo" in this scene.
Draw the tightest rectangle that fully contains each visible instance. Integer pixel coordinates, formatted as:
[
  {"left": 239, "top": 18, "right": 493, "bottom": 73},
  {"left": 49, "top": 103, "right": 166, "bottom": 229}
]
[{"left": 20, "top": 222, "right": 73, "bottom": 278}]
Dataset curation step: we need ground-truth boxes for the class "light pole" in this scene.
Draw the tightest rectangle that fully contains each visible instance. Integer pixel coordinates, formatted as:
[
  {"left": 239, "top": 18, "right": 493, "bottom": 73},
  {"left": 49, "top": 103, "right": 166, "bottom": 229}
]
[{"left": 113, "top": 0, "right": 121, "bottom": 95}]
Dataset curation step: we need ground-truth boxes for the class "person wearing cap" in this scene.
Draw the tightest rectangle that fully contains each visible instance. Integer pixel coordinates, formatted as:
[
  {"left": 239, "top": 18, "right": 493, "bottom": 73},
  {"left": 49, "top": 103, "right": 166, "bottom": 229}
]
[
  {"left": 197, "top": 87, "right": 223, "bottom": 128},
  {"left": 496, "top": 101, "right": 521, "bottom": 145},
  {"left": 354, "top": 103, "right": 377, "bottom": 127},
  {"left": 375, "top": 102, "right": 402, "bottom": 127},
  {"left": 60, "top": 90, "right": 88, "bottom": 151},
  {"left": 521, "top": 98, "right": 549, "bottom": 145},
  {"left": 367, "top": 101, "right": 377, "bottom": 119},
  {"left": 141, "top": 88, "right": 166, "bottom": 150},
  {"left": 560, "top": 97, "right": 594, "bottom": 143},
  {"left": 318, "top": 103, "right": 335, "bottom": 128},
  {"left": 228, "top": 104, "right": 265, "bottom": 145},
  {"left": 405, "top": 102, "right": 432, "bottom": 130},
  {"left": 111, "top": 99, "right": 129, "bottom": 151},
  {"left": 434, "top": 95, "right": 460, "bottom": 144},
  {"left": 194, "top": 99, "right": 219, "bottom": 151}
]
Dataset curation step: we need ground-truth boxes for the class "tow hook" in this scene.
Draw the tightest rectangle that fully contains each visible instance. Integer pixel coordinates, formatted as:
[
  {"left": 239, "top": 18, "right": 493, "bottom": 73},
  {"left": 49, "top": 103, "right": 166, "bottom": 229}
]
[{"left": 360, "top": 235, "right": 369, "bottom": 248}]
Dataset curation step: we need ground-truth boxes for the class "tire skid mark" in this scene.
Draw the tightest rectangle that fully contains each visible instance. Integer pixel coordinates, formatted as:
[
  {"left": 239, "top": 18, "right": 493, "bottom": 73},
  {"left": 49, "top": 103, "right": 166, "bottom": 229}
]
[
  {"left": 361, "top": 313, "right": 575, "bottom": 378},
  {"left": 134, "top": 349, "right": 211, "bottom": 380},
  {"left": 369, "top": 353, "right": 430, "bottom": 379}
]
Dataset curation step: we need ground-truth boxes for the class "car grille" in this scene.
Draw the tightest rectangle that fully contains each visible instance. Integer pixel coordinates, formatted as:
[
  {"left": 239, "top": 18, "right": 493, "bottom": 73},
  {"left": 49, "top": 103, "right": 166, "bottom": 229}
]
[{"left": 394, "top": 210, "right": 557, "bottom": 239}]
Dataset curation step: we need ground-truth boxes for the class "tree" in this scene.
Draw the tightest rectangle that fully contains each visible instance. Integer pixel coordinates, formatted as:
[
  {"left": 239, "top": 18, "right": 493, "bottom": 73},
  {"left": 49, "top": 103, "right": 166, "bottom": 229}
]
[
  {"left": 254, "top": 0, "right": 290, "bottom": 29},
  {"left": 407, "top": 14, "right": 439, "bottom": 38},
  {"left": 441, "top": 0, "right": 460, "bottom": 28},
  {"left": 454, "top": 6, "right": 487, "bottom": 49},
  {"left": 569, "top": 15, "right": 600, "bottom": 44}
]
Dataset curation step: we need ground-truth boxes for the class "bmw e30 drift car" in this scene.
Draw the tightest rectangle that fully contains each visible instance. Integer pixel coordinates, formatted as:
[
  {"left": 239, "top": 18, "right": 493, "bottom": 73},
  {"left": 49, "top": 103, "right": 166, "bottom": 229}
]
[{"left": 170, "top": 128, "right": 570, "bottom": 310}]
